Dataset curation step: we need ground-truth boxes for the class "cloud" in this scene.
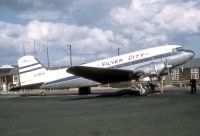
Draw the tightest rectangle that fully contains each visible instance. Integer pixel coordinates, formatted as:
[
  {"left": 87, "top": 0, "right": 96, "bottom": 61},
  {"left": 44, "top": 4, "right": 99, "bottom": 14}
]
[
  {"left": 0, "top": 0, "right": 131, "bottom": 26},
  {"left": 110, "top": 0, "right": 200, "bottom": 48},
  {"left": 0, "top": 21, "right": 25, "bottom": 48},
  {"left": 0, "top": 0, "right": 200, "bottom": 66},
  {"left": 67, "top": 0, "right": 131, "bottom": 25},
  {"left": 18, "top": 10, "right": 62, "bottom": 21},
  {"left": 0, "top": 0, "right": 72, "bottom": 11},
  {"left": 26, "top": 20, "right": 129, "bottom": 52},
  {"left": 154, "top": 3, "right": 200, "bottom": 34},
  {"left": 0, "top": 20, "right": 129, "bottom": 66},
  {"left": 0, "top": 46, "right": 20, "bottom": 65}
]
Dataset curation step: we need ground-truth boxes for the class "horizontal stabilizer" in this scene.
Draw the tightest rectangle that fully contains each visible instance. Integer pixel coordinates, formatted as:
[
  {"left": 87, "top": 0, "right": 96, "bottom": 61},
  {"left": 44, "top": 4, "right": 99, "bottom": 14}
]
[
  {"left": 9, "top": 83, "right": 43, "bottom": 91},
  {"left": 67, "top": 66, "right": 144, "bottom": 84}
]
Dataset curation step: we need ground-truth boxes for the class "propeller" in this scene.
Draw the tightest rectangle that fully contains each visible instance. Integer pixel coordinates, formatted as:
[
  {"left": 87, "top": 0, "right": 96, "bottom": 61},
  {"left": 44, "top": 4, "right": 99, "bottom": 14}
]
[
  {"left": 180, "top": 66, "right": 184, "bottom": 72},
  {"left": 164, "top": 59, "right": 172, "bottom": 83}
]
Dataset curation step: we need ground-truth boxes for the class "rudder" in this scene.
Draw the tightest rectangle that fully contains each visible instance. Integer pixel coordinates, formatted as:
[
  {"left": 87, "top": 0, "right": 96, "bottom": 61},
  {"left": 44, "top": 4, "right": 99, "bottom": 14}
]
[{"left": 18, "top": 56, "right": 47, "bottom": 86}]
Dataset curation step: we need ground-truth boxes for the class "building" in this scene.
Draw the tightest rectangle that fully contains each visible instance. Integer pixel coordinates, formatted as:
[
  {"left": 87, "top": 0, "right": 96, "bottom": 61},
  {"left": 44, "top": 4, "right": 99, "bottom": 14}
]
[
  {"left": 171, "top": 58, "right": 200, "bottom": 86},
  {"left": 0, "top": 65, "right": 19, "bottom": 91}
]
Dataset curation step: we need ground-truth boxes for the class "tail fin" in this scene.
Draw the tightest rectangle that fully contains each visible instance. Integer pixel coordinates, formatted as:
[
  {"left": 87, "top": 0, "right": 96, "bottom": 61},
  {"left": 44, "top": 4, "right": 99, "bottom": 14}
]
[{"left": 18, "top": 56, "right": 47, "bottom": 86}]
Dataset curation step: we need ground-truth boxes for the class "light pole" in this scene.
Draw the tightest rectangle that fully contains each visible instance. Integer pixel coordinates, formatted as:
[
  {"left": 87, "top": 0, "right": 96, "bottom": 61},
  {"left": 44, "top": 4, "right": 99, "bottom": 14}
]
[
  {"left": 47, "top": 41, "right": 50, "bottom": 69},
  {"left": 33, "top": 40, "right": 36, "bottom": 56},
  {"left": 118, "top": 47, "right": 120, "bottom": 56},
  {"left": 23, "top": 44, "right": 25, "bottom": 56},
  {"left": 68, "top": 45, "right": 72, "bottom": 67}
]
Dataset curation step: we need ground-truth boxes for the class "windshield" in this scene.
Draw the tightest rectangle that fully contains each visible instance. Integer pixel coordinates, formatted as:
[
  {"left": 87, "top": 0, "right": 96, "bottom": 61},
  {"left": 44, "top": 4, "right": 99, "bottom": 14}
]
[
  {"left": 172, "top": 47, "right": 183, "bottom": 53},
  {"left": 176, "top": 47, "right": 183, "bottom": 51}
]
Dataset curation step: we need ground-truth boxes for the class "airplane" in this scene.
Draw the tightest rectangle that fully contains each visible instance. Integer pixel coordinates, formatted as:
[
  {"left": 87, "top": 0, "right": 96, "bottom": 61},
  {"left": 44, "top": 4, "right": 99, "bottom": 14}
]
[{"left": 11, "top": 45, "right": 194, "bottom": 95}]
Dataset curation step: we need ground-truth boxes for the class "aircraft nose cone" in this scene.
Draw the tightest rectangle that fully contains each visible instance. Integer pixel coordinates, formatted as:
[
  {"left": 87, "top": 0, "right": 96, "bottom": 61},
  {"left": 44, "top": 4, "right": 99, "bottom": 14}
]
[
  {"left": 189, "top": 50, "right": 195, "bottom": 58},
  {"left": 192, "top": 51, "right": 195, "bottom": 57},
  {"left": 183, "top": 50, "right": 195, "bottom": 60}
]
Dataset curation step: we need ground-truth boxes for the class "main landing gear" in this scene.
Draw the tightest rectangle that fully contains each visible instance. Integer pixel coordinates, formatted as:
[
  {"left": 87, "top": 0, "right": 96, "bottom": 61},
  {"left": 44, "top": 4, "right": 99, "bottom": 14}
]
[
  {"left": 130, "top": 82, "right": 150, "bottom": 96},
  {"left": 41, "top": 91, "right": 47, "bottom": 96},
  {"left": 79, "top": 87, "right": 91, "bottom": 95}
]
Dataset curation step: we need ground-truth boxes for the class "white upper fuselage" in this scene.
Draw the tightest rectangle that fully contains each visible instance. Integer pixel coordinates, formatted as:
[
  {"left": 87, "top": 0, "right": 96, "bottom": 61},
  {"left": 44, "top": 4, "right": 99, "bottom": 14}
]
[{"left": 84, "top": 45, "right": 179, "bottom": 68}]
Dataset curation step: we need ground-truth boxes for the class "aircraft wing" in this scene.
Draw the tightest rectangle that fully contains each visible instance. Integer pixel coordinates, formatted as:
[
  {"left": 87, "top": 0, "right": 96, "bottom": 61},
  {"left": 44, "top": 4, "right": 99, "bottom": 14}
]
[{"left": 67, "top": 66, "right": 144, "bottom": 84}]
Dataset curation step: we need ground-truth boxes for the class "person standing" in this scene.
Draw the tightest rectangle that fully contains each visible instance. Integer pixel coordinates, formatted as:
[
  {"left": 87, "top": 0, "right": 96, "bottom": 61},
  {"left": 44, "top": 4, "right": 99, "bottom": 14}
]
[
  {"left": 159, "top": 76, "right": 165, "bottom": 93},
  {"left": 190, "top": 76, "right": 197, "bottom": 94}
]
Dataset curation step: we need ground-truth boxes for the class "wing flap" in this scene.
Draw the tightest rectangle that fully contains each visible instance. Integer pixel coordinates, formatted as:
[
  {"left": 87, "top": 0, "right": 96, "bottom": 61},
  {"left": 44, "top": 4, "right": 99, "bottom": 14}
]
[{"left": 67, "top": 66, "right": 143, "bottom": 84}]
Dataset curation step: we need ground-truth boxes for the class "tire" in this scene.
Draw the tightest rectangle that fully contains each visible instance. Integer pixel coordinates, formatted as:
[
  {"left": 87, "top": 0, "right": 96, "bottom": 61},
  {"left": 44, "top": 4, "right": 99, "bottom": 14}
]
[
  {"left": 79, "top": 87, "right": 91, "bottom": 95},
  {"left": 138, "top": 85, "right": 150, "bottom": 96}
]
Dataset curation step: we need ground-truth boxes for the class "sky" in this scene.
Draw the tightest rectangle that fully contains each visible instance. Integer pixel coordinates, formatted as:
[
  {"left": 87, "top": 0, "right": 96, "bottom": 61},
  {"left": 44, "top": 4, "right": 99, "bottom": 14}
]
[{"left": 0, "top": 0, "right": 200, "bottom": 67}]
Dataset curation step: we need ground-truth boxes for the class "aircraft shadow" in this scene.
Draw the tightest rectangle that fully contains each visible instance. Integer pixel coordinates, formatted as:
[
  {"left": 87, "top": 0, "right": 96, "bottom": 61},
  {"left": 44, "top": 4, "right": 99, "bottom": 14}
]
[{"left": 63, "top": 89, "right": 140, "bottom": 101}]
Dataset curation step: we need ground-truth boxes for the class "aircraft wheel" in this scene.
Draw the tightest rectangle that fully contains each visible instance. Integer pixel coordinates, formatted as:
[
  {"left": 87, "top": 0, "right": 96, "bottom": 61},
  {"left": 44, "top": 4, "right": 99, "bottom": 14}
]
[
  {"left": 41, "top": 91, "right": 47, "bottom": 96},
  {"left": 138, "top": 85, "right": 150, "bottom": 96}
]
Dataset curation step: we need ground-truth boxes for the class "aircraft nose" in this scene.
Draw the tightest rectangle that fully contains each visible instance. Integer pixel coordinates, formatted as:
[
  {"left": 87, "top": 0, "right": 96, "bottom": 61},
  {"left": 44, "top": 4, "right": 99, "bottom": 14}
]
[
  {"left": 190, "top": 50, "right": 195, "bottom": 58},
  {"left": 186, "top": 50, "right": 195, "bottom": 59},
  {"left": 192, "top": 51, "right": 195, "bottom": 57}
]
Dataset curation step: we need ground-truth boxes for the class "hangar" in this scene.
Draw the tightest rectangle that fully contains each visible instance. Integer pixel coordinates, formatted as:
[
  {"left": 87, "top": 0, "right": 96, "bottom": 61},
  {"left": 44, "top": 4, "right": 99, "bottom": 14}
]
[{"left": 0, "top": 65, "right": 19, "bottom": 91}]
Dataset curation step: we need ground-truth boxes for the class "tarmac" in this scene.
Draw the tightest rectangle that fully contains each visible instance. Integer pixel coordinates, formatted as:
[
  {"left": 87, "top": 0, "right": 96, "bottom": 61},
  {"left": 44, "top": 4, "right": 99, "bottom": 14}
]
[{"left": 0, "top": 87, "right": 200, "bottom": 136}]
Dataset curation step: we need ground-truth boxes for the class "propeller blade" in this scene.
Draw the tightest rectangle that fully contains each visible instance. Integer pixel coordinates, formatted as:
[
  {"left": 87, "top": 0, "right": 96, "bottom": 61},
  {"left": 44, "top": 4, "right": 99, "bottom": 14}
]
[
  {"left": 167, "top": 68, "right": 172, "bottom": 83},
  {"left": 181, "top": 66, "right": 184, "bottom": 72},
  {"left": 164, "top": 59, "right": 172, "bottom": 83}
]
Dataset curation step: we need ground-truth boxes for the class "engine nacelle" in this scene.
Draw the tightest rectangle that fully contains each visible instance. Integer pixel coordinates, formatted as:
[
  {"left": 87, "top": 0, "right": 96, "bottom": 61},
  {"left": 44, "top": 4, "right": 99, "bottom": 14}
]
[
  {"left": 139, "top": 77, "right": 159, "bottom": 82},
  {"left": 135, "top": 62, "right": 165, "bottom": 76}
]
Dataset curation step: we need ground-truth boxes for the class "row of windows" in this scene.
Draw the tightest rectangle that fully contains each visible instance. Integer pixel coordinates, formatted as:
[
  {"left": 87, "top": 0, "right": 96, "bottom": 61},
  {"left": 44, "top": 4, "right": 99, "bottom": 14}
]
[
  {"left": 172, "top": 69, "right": 180, "bottom": 80},
  {"left": 172, "top": 68, "right": 199, "bottom": 80}
]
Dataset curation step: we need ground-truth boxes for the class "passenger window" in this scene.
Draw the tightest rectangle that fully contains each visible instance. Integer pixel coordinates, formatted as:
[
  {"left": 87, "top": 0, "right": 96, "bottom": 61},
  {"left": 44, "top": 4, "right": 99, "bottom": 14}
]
[{"left": 172, "top": 48, "right": 177, "bottom": 53}]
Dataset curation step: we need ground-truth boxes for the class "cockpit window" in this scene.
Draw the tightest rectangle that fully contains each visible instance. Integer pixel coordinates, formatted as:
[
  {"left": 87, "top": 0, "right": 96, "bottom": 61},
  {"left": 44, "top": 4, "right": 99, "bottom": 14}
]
[
  {"left": 172, "top": 47, "right": 183, "bottom": 53},
  {"left": 176, "top": 47, "right": 183, "bottom": 51}
]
